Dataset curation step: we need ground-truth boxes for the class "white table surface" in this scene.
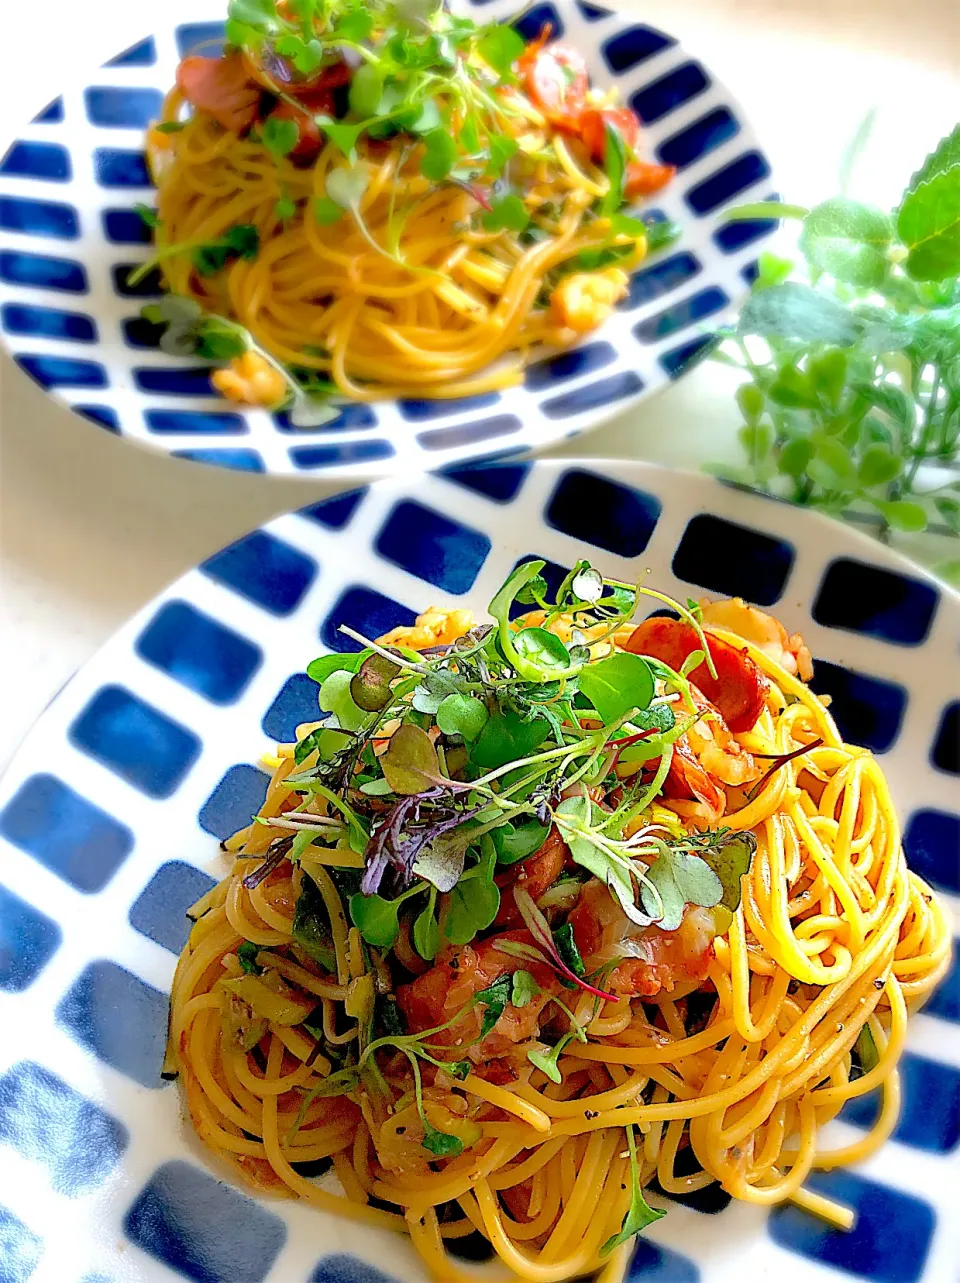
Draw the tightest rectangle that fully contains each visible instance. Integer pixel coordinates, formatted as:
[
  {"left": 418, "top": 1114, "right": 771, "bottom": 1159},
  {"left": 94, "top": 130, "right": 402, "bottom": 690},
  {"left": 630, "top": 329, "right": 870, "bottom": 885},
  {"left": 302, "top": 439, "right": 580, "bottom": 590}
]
[{"left": 1, "top": 0, "right": 958, "bottom": 772}]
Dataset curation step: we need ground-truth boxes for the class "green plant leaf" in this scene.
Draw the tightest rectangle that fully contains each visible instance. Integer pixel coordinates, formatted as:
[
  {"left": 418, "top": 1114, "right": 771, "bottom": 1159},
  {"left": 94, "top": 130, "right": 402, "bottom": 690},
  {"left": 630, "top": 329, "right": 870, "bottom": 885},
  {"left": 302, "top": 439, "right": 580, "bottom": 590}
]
[
  {"left": 262, "top": 115, "right": 299, "bottom": 160},
  {"left": 898, "top": 163, "right": 960, "bottom": 281},
  {"left": 381, "top": 724, "right": 441, "bottom": 794},
  {"left": 307, "top": 652, "right": 363, "bottom": 684},
  {"left": 738, "top": 282, "right": 861, "bottom": 346},
  {"left": 577, "top": 652, "right": 654, "bottom": 723},
  {"left": 858, "top": 444, "right": 903, "bottom": 486},
  {"left": 798, "top": 197, "right": 892, "bottom": 288},
  {"left": 854, "top": 1022, "right": 879, "bottom": 1076},
  {"left": 237, "top": 941, "right": 262, "bottom": 974},
  {"left": 413, "top": 896, "right": 441, "bottom": 960},
  {"left": 778, "top": 438, "right": 813, "bottom": 477},
  {"left": 874, "top": 499, "right": 928, "bottom": 532},
  {"left": 552, "top": 922, "right": 586, "bottom": 977},
  {"left": 600, "top": 1126, "right": 664, "bottom": 1255},
  {"left": 350, "top": 653, "right": 400, "bottom": 711},
  {"left": 421, "top": 130, "right": 458, "bottom": 181},
  {"left": 413, "top": 831, "right": 468, "bottom": 892},
  {"left": 348, "top": 63, "right": 384, "bottom": 117},
  {"left": 491, "top": 818, "right": 551, "bottom": 866},
  {"left": 600, "top": 121, "right": 627, "bottom": 216},
  {"left": 722, "top": 201, "right": 808, "bottom": 222},
  {"left": 471, "top": 711, "right": 551, "bottom": 769},
  {"left": 476, "top": 24, "right": 525, "bottom": 77},
  {"left": 422, "top": 1126, "right": 464, "bottom": 1157},
  {"left": 475, "top": 973, "right": 512, "bottom": 1037},
  {"left": 900, "top": 124, "right": 960, "bottom": 201},
  {"left": 436, "top": 693, "right": 488, "bottom": 740},
  {"left": 639, "top": 852, "right": 723, "bottom": 931},
  {"left": 698, "top": 833, "right": 755, "bottom": 911},
  {"left": 318, "top": 668, "right": 370, "bottom": 732},
  {"left": 483, "top": 193, "right": 529, "bottom": 233},
  {"left": 349, "top": 892, "right": 400, "bottom": 948},
  {"left": 513, "top": 627, "right": 573, "bottom": 677},
  {"left": 511, "top": 969, "right": 540, "bottom": 1007},
  {"left": 444, "top": 874, "right": 500, "bottom": 945},
  {"left": 314, "top": 196, "right": 345, "bottom": 225}
]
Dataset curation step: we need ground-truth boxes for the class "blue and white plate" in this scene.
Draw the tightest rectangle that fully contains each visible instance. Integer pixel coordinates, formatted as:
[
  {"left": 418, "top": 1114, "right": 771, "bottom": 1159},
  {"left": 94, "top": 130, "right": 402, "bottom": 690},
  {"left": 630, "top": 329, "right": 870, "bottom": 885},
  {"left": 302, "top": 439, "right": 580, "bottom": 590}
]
[
  {"left": 0, "top": 460, "right": 957, "bottom": 1283},
  {"left": 0, "top": 1, "right": 779, "bottom": 478}
]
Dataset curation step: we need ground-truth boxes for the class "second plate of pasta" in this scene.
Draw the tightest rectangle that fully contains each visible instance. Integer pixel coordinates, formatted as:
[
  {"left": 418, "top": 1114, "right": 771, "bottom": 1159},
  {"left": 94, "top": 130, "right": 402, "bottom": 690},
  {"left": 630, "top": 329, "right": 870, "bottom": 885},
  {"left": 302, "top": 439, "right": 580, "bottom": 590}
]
[{"left": 0, "top": 0, "right": 777, "bottom": 476}]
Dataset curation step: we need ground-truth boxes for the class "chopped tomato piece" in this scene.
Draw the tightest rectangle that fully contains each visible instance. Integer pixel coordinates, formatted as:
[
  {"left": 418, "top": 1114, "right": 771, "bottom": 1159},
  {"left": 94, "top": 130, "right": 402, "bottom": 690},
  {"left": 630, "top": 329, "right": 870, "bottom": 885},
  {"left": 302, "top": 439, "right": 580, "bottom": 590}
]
[
  {"left": 580, "top": 105, "right": 641, "bottom": 160},
  {"left": 624, "top": 160, "right": 675, "bottom": 199},
  {"left": 624, "top": 616, "right": 769, "bottom": 733},
  {"left": 523, "top": 44, "right": 588, "bottom": 126},
  {"left": 567, "top": 880, "right": 718, "bottom": 997},
  {"left": 176, "top": 54, "right": 260, "bottom": 134},
  {"left": 494, "top": 827, "right": 569, "bottom": 927},
  {"left": 265, "top": 101, "right": 324, "bottom": 162}
]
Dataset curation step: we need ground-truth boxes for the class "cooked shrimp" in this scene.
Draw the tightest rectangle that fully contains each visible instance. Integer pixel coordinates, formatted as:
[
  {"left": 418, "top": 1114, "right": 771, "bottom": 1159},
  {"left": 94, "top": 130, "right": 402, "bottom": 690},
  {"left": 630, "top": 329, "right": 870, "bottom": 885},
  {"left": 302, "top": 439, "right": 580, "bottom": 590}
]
[{"left": 700, "top": 598, "right": 813, "bottom": 681}]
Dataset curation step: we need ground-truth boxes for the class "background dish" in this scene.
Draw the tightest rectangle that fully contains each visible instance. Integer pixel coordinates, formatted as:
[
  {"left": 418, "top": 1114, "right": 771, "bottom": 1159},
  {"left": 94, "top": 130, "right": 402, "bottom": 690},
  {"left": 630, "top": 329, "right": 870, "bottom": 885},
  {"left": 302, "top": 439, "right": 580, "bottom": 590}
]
[
  {"left": 0, "top": 459, "right": 957, "bottom": 1283},
  {"left": 0, "top": 0, "right": 778, "bottom": 478}
]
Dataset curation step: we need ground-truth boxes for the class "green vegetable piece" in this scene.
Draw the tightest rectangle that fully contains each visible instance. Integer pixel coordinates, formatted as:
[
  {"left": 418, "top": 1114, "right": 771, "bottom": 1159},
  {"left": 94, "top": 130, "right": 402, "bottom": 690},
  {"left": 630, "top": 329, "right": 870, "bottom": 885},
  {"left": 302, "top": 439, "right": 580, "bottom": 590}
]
[
  {"left": 698, "top": 833, "right": 755, "bottom": 912},
  {"left": 492, "top": 819, "right": 551, "bottom": 866},
  {"left": 511, "top": 969, "right": 540, "bottom": 1008},
  {"left": 327, "top": 165, "right": 369, "bottom": 210},
  {"left": 874, "top": 499, "right": 928, "bottom": 533},
  {"left": 778, "top": 438, "right": 813, "bottom": 477},
  {"left": 292, "top": 879, "right": 337, "bottom": 971},
  {"left": 476, "top": 24, "right": 525, "bottom": 77},
  {"left": 349, "top": 64, "right": 384, "bottom": 117},
  {"left": 349, "top": 892, "right": 400, "bottom": 948},
  {"left": 350, "top": 653, "right": 400, "bottom": 711},
  {"left": 421, "top": 130, "right": 458, "bottom": 182},
  {"left": 381, "top": 724, "right": 441, "bottom": 794},
  {"left": 577, "top": 652, "right": 654, "bottom": 723},
  {"left": 488, "top": 135, "right": 519, "bottom": 176},
  {"left": 262, "top": 115, "right": 299, "bottom": 160},
  {"left": 769, "top": 365, "right": 818, "bottom": 409},
  {"left": 808, "top": 349, "right": 848, "bottom": 408},
  {"left": 640, "top": 851, "right": 723, "bottom": 932},
  {"left": 422, "top": 1126, "right": 464, "bottom": 1157},
  {"left": 798, "top": 197, "right": 893, "bottom": 289},
  {"left": 854, "top": 1022, "right": 879, "bottom": 1076},
  {"left": 476, "top": 973, "right": 512, "bottom": 1037},
  {"left": 436, "top": 693, "right": 488, "bottom": 740},
  {"left": 237, "top": 941, "right": 262, "bottom": 974},
  {"left": 471, "top": 711, "right": 551, "bottom": 769},
  {"left": 307, "top": 652, "right": 364, "bottom": 684},
  {"left": 552, "top": 923, "right": 585, "bottom": 977},
  {"left": 600, "top": 1125, "right": 664, "bottom": 1254},
  {"left": 641, "top": 217, "right": 682, "bottom": 253},
  {"left": 857, "top": 444, "right": 903, "bottom": 487},
  {"left": 897, "top": 125, "right": 960, "bottom": 280},
  {"left": 314, "top": 196, "right": 345, "bottom": 226},
  {"left": 600, "top": 120, "right": 627, "bottom": 216},
  {"left": 414, "top": 898, "right": 441, "bottom": 960},
  {"left": 736, "top": 383, "right": 764, "bottom": 423},
  {"left": 134, "top": 203, "right": 160, "bottom": 229},
  {"left": 483, "top": 194, "right": 529, "bottom": 233},
  {"left": 318, "top": 668, "right": 370, "bottom": 732},
  {"left": 444, "top": 874, "right": 500, "bottom": 945},
  {"left": 513, "top": 627, "right": 573, "bottom": 677}
]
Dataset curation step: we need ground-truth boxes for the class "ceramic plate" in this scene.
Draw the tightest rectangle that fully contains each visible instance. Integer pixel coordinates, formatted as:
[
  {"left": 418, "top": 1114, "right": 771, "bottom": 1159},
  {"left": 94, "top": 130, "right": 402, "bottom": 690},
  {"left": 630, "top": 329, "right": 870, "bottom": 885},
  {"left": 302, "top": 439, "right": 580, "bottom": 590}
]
[
  {"left": 0, "top": 2, "right": 779, "bottom": 478},
  {"left": 0, "top": 460, "right": 958, "bottom": 1283}
]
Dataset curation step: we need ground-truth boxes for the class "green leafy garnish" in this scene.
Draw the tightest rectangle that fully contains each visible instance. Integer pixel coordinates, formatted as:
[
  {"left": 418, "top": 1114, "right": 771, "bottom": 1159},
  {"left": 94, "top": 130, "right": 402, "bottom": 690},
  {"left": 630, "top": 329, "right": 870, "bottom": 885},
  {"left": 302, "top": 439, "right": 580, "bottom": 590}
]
[
  {"left": 237, "top": 941, "right": 262, "bottom": 974},
  {"left": 601, "top": 1125, "right": 665, "bottom": 1254}
]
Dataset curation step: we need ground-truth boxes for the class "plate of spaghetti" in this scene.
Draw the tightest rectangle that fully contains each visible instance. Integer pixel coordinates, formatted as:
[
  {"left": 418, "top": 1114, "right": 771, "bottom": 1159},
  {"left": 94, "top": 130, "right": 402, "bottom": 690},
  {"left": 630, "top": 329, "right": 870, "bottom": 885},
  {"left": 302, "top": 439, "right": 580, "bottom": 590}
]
[
  {"left": 0, "top": 0, "right": 778, "bottom": 476},
  {"left": 0, "top": 461, "right": 957, "bottom": 1283}
]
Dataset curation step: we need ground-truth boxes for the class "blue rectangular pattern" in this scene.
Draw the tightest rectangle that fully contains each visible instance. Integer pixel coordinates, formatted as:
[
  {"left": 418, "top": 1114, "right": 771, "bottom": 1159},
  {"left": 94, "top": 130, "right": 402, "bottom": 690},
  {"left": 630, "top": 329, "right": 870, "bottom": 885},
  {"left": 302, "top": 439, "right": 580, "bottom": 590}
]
[
  {"left": 508, "top": 555, "right": 570, "bottom": 618},
  {"left": 925, "top": 947, "right": 960, "bottom": 1023},
  {"left": 375, "top": 500, "right": 491, "bottom": 594},
  {"left": 57, "top": 961, "right": 169, "bottom": 1089},
  {"left": 398, "top": 392, "right": 499, "bottom": 421},
  {"left": 103, "top": 208, "right": 152, "bottom": 244},
  {"left": 15, "top": 355, "right": 106, "bottom": 389},
  {"left": 672, "top": 512, "right": 794, "bottom": 604},
  {"left": 134, "top": 366, "right": 214, "bottom": 395},
  {"left": 105, "top": 37, "right": 157, "bottom": 66},
  {"left": 84, "top": 88, "right": 164, "bottom": 128},
  {"left": 512, "top": 3, "right": 563, "bottom": 40},
  {"left": 602, "top": 25, "right": 674, "bottom": 71},
  {"left": 809, "top": 660, "right": 906, "bottom": 754},
  {"left": 547, "top": 468, "right": 661, "bottom": 557},
  {"left": 300, "top": 489, "right": 366, "bottom": 530},
  {"left": 627, "top": 1240, "right": 699, "bottom": 1282},
  {"left": 0, "top": 1203, "right": 42, "bottom": 1283},
  {"left": 201, "top": 530, "right": 317, "bottom": 616},
  {"left": 69, "top": 685, "right": 201, "bottom": 798},
  {"left": 146, "top": 410, "right": 246, "bottom": 434},
  {"left": 813, "top": 557, "right": 939, "bottom": 645},
  {"left": 525, "top": 342, "right": 616, "bottom": 390},
  {"left": 76, "top": 404, "right": 120, "bottom": 432},
  {"left": 112, "top": 262, "right": 161, "bottom": 297},
  {"left": 0, "top": 1061, "right": 128, "bottom": 1194},
  {"left": 659, "top": 334, "right": 717, "bottom": 377},
  {"left": 768, "top": 1168, "right": 935, "bottom": 1283},
  {"left": 320, "top": 587, "right": 416, "bottom": 653},
  {"left": 262, "top": 672, "right": 323, "bottom": 742},
  {"left": 631, "top": 63, "right": 708, "bottom": 124},
  {"left": 0, "top": 251, "right": 86, "bottom": 293},
  {"left": 685, "top": 151, "right": 770, "bottom": 214},
  {"left": 274, "top": 402, "right": 377, "bottom": 432},
  {"left": 0, "top": 141, "right": 70, "bottom": 181},
  {"left": 541, "top": 371, "right": 643, "bottom": 418},
  {"left": 93, "top": 149, "right": 151, "bottom": 188},
  {"left": 174, "top": 449, "right": 265, "bottom": 472},
  {"left": 417, "top": 414, "right": 522, "bottom": 451},
  {"left": 442, "top": 462, "right": 530, "bottom": 503},
  {"left": 632, "top": 286, "right": 728, "bottom": 342},
  {"left": 199, "top": 764, "right": 270, "bottom": 841},
  {"left": 0, "top": 773, "right": 133, "bottom": 892},
  {"left": 0, "top": 886, "right": 60, "bottom": 992},
  {"left": 841, "top": 1052, "right": 960, "bottom": 1154},
  {"left": 124, "top": 1160, "right": 286, "bottom": 1283},
  {"left": 622, "top": 252, "right": 701, "bottom": 308},
  {"left": 931, "top": 701, "right": 959, "bottom": 775},
  {"left": 129, "top": 861, "right": 217, "bottom": 953},
  {"left": 657, "top": 107, "right": 739, "bottom": 168},
  {"left": 135, "top": 601, "right": 262, "bottom": 704},
  {"left": 2, "top": 304, "right": 96, "bottom": 343},
  {"left": 175, "top": 23, "right": 227, "bottom": 56},
  {"left": 32, "top": 98, "right": 64, "bottom": 123},
  {"left": 289, "top": 440, "right": 395, "bottom": 469},
  {"left": 714, "top": 207, "right": 778, "bottom": 252},
  {"left": 0, "top": 197, "right": 79, "bottom": 240},
  {"left": 903, "top": 810, "right": 960, "bottom": 895}
]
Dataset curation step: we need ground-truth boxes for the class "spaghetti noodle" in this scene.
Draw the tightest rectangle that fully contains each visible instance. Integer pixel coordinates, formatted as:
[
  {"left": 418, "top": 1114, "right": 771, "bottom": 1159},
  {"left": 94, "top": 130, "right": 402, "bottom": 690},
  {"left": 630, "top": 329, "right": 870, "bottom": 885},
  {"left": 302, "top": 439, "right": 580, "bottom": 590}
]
[
  {"left": 169, "top": 566, "right": 951, "bottom": 1282},
  {"left": 140, "top": 0, "right": 675, "bottom": 411}
]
